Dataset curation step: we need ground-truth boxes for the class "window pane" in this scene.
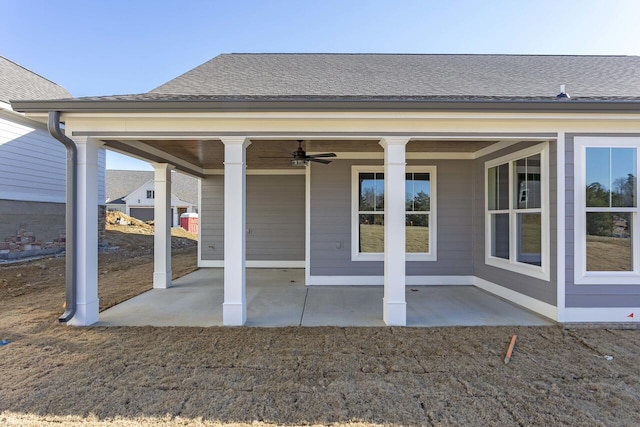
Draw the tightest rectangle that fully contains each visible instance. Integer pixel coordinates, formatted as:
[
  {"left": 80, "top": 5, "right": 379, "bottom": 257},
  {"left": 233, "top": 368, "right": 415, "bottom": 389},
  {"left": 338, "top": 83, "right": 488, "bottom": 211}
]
[
  {"left": 586, "top": 148, "right": 636, "bottom": 208},
  {"left": 514, "top": 154, "right": 541, "bottom": 209},
  {"left": 375, "top": 173, "right": 385, "bottom": 210},
  {"left": 488, "top": 164, "right": 509, "bottom": 210},
  {"left": 406, "top": 214, "right": 429, "bottom": 253},
  {"left": 359, "top": 173, "right": 384, "bottom": 211},
  {"left": 586, "top": 212, "right": 632, "bottom": 271},
  {"left": 406, "top": 172, "right": 430, "bottom": 211},
  {"left": 491, "top": 213, "right": 509, "bottom": 259},
  {"left": 611, "top": 148, "right": 636, "bottom": 207},
  {"left": 517, "top": 213, "right": 541, "bottom": 266},
  {"left": 359, "top": 214, "right": 384, "bottom": 253}
]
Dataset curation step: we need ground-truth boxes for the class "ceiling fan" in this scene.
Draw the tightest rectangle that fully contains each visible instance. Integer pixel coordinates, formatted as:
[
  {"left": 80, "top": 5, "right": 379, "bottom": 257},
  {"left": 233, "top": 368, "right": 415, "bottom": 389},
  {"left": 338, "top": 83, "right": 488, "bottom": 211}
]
[{"left": 262, "top": 140, "right": 337, "bottom": 166}]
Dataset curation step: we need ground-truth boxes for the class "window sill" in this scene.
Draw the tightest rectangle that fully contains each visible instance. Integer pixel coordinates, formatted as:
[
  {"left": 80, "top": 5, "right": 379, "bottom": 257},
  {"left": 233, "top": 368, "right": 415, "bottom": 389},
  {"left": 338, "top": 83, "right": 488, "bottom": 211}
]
[{"left": 575, "top": 272, "right": 640, "bottom": 285}]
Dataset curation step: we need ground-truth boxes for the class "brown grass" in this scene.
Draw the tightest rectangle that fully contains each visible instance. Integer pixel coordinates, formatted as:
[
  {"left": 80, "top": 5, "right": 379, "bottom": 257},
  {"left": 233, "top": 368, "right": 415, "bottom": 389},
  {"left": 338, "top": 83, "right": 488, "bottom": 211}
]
[
  {"left": 587, "top": 235, "right": 633, "bottom": 271},
  {"left": 359, "top": 224, "right": 429, "bottom": 253},
  {"left": 1, "top": 215, "right": 640, "bottom": 426}
]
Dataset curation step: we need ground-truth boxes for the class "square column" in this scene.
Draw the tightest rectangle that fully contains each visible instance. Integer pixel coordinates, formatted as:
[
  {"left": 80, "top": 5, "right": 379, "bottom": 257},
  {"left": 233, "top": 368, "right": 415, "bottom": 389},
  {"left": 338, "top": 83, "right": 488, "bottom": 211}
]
[
  {"left": 153, "top": 163, "right": 174, "bottom": 289},
  {"left": 380, "top": 137, "right": 409, "bottom": 326},
  {"left": 222, "top": 137, "right": 251, "bottom": 326},
  {"left": 69, "top": 136, "right": 100, "bottom": 326}
]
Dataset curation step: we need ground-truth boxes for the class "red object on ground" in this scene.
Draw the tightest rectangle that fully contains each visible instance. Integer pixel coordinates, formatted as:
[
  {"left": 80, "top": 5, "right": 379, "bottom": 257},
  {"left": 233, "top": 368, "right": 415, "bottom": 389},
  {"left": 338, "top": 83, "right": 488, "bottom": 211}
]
[{"left": 180, "top": 213, "right": 199, "bottom": 234}]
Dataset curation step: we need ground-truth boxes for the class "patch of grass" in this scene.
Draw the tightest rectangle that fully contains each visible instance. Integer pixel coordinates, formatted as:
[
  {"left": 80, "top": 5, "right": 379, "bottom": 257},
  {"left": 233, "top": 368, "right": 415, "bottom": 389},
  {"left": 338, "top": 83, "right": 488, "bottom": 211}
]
[
  {"left": 587, "top": 235, "right": 632, "bottom": 271},
  {"left": 359, "top": 224, "right": 429, "bottom": 253}
]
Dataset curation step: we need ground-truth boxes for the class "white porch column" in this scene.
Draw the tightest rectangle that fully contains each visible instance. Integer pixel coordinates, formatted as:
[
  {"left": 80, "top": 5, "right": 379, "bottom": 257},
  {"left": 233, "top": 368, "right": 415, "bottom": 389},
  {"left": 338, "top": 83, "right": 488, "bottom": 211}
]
[
  {"left": 69, "top": 136, "right": 100, "bottom": 326},
  {"left": 222, "top": 137, "right": 251, "bottom": 326},
  {"left": 380, "top": 137, "right": 409, "bottom": 326},
  {"left": 153, "top": 163, "right": 174, "bottom": 289}
]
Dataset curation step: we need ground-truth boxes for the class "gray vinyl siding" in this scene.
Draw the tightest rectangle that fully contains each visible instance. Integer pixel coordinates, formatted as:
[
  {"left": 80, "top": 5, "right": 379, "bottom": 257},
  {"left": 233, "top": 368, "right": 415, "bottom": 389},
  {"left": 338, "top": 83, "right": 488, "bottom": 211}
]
[
  {"left": 200, "top": 175, "right": 224, "bottom": 260},
  {"left": 200, "top": 174, "right": 305, "bottom": 261},
  {"left": 565, "top": 133, "right": 640, "bottom": 308},
  {"left": 310, "top": 159, "right": 474, "bottom": 277},
  {"left": 473, "top": 141, "right": 557, "bottom": 306}
]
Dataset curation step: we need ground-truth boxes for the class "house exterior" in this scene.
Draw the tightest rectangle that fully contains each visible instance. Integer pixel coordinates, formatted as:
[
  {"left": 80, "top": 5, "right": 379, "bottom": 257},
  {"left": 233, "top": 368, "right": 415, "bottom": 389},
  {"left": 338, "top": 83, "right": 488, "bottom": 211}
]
[
  {"left": 106, "top": 169, "right": 198, "bottom": 226},
  {"left": 12, "top": 53, "right": 640, "bottom": 327},
  {"left": 0, "top": 56, "right": 106, "bottom": 244}
]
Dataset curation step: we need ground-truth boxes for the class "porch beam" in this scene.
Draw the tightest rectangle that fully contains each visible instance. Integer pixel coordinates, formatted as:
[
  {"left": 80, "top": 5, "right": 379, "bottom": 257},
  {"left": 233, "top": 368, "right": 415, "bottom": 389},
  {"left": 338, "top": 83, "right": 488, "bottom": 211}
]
[
  {"left": 380, "top": 137, "right": 409, "bottom": 326},
  {"left": 153, "top": 163, "right": 174, "bottom": 289},
  {"left": 222, "top": 137, "right": 251, "bottom": 326},
  {"left": 68, "top": 136, "right": 100, "bottom": 326}
]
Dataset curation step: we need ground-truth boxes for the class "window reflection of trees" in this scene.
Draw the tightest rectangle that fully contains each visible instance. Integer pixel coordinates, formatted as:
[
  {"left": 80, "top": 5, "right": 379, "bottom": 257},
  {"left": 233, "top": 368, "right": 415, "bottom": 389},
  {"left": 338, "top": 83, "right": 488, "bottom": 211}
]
[{"left": 586, "top": 174, "right": 636, "bottom": 238}]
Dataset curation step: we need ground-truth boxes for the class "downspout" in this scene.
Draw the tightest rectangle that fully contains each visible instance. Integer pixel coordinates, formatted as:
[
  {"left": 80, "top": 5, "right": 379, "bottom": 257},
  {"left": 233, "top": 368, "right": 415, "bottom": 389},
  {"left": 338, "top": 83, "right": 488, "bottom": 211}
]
[{"left": 48, "top": 111, "right": 77, "bottom": 323}]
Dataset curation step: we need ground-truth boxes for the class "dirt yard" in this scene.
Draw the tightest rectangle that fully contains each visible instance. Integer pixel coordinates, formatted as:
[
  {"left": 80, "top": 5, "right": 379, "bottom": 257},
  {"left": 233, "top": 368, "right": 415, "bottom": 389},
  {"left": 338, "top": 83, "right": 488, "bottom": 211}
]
[{"left": 1, "top": 215, "right": 640, "bottom": 426}]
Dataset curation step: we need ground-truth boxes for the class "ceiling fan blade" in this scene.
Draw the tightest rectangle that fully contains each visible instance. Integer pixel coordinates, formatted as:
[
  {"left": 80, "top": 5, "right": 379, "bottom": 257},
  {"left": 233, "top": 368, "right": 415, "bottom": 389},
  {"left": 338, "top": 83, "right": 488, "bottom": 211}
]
[
  {"left": 309, "top": 158, "right": 332, "bottom": 164},
  {"left": 259, "top": 156, "right": 293, "bottom": 159},
  {"left": 310, "top": 152, "right": 337, "bottom": 158}
]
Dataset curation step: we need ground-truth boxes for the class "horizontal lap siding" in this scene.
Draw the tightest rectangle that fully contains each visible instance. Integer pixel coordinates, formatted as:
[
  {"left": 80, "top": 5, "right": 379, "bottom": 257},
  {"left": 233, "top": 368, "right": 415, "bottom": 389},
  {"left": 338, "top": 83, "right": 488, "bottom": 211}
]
[
  {"left": 0, "top": 117, "right": 66, "bottom": 203},
  {"left": 310, "top": 160, "right": 376, "bottom": 275},
  {"left": 310, "top": 159, "right": 474, "bottom": 277},
  {"left": 0, "top": 117, "right": 106, "bottom": 204},
  {"left": 200, "top": 176, "right": 224, "bottom": 260},
  {"left": 565, "top": 134, "right": 640, "bottom": 308},
  {"left": 473, "top": 141, "right": 557, "bottom": 306},
  {"left": 246, "top": 175, "right": 305, "bottom": 260},
  {"left": 200, "top": 175, "right": 304, "bottom": 261},
  {"left": 406, "top": 159, "right": 473, "bottom": 276}
]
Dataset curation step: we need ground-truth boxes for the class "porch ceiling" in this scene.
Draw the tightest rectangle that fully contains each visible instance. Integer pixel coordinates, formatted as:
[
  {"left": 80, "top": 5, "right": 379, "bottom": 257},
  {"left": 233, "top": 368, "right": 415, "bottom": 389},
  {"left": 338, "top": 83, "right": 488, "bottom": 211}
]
[{"left": 103, "top": 138, "right": 501, "bottom": 172}]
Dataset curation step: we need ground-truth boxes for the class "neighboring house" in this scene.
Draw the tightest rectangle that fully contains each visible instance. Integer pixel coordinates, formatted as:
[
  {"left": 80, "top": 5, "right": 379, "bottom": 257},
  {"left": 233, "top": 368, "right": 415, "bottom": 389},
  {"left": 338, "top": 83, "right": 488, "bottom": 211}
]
[
  {"left": 13, "top": 53, "right": 640, "bottom": 327},
  {"left": 106, "top": 169, "right": 198, "bottom": 226},
  {"left": 0, "top": 56, "right": 105, "bottom": 245}
]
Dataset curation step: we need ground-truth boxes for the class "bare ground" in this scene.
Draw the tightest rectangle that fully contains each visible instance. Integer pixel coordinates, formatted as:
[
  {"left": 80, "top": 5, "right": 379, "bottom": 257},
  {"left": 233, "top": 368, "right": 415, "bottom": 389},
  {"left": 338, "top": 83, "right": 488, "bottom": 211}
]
[{"left": 1, "top": 216, "right": 640, "bottom": 426}]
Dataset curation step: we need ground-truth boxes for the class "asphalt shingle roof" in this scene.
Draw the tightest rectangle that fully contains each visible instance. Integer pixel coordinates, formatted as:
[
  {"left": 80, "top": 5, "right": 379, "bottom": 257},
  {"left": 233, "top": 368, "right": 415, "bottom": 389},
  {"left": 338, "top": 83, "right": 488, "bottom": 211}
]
[
  {"left": 0, "top": 56, "right": 71, "bottom": 103},
  {"left": 106, "top": 170, "right": 198, "bottom": 205},
  {"left": 147, "top": 53, "right": 640, "bottom": 100}
]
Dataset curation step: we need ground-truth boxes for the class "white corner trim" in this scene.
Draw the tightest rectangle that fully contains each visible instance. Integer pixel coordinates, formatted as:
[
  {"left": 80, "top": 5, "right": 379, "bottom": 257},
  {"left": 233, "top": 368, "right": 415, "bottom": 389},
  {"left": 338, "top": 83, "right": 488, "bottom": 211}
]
[
  {"left": 305, "top": 162, "right": 311, "bottom": 286},
  {"left": 197, "top": 178, "right": 203, "bottom": 268},
  {"left": 474, "top": 277, "right": 557, "bottom": 321},
  {"left": 199, "top": 260, "right": 304, "bottom": 268},
  {"left": 307, "top": 275, "right": 474, "bottom": 286},
  {"left": 556, "top": 132, "right": 566, "bottom": 322},
  {"left": 563, "top": 307, "right": 640, "bottom": 323}
]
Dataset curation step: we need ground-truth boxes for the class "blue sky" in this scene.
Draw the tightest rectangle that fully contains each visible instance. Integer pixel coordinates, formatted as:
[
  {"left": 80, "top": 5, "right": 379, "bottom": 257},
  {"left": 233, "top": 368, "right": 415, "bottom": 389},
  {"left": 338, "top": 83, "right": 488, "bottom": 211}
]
[{"left": 3, "top": 0, "right": 640, "bottom": 170}]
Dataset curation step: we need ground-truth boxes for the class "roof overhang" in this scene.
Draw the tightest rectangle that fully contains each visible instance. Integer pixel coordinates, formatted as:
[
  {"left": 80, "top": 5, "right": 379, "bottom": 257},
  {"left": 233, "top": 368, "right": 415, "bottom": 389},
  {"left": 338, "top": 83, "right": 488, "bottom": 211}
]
[{"left": 11, "top": 98, "right": 640, "bottom": 114}]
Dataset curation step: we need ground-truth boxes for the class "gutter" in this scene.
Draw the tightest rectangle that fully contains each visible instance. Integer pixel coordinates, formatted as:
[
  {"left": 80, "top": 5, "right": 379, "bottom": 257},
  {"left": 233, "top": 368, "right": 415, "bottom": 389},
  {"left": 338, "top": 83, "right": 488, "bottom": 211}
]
[
  {"left": 48, "top": 111, "right": 77, "bottom": 323},
  {"left": 12, "top": 98, "right": 640, "bottom": 114}
]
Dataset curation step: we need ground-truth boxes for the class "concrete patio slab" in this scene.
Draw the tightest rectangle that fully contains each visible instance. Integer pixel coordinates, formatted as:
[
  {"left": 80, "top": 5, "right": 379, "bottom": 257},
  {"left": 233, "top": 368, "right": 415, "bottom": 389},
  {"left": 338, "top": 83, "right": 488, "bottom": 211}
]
[{"left": 98, "top": 268, "right": 553, "bottom": 327}]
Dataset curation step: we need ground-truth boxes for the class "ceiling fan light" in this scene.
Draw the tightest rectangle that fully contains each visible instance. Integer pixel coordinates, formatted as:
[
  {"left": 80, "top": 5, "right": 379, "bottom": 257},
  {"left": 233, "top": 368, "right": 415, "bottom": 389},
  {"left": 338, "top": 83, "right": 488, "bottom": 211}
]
[{"left": 291, "top": 159, "right": 308, "bottom": 167}]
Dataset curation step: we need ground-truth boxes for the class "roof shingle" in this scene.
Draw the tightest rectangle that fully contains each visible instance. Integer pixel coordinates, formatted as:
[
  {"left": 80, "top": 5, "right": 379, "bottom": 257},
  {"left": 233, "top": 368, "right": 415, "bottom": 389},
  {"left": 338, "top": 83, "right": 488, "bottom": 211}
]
[
  {"left": 149, "top": 53, "right": 640, "bottom": 99},
  {"left": 0, "top": 56, "right": 71, "bottom": 103}
]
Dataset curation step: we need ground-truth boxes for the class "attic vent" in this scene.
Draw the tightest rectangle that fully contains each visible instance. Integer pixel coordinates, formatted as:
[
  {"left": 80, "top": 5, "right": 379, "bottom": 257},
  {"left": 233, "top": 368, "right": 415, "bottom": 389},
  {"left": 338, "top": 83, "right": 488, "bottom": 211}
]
[{"left": 557, "top": 84, "right": 570, "bottom": 99}]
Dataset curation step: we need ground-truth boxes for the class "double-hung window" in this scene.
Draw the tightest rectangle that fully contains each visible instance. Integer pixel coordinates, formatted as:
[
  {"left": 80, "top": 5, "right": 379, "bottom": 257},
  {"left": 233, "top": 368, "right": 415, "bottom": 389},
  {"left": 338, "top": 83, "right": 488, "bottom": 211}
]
[
  {"left": 352, "top": 166, "right": 437, "bottom": 261},
  {"left": 485, "top": 143, "right": 549, "bottom": 280},
  {"left": 574, "top": 137, "right": 640, "bottom": 284}
]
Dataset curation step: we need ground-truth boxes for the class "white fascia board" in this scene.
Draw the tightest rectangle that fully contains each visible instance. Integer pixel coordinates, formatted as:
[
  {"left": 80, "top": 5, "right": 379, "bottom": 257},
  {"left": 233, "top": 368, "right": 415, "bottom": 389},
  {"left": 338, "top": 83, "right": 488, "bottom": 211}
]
[{"left": 58, "top": 110, "right": 640, "bottom": 122}]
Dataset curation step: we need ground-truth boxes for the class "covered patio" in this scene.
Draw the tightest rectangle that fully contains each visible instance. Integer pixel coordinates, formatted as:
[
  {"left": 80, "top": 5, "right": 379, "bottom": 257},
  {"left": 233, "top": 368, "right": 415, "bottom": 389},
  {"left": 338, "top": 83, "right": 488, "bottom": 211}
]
[{"left": 98, "top": 268, "right": 552, "bottom": 327}]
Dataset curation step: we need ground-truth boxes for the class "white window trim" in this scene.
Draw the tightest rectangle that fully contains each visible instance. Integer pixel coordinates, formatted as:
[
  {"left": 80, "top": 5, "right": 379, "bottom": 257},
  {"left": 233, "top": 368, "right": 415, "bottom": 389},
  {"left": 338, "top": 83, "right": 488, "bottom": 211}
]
[
  {"left": 351, "top": 165, "right": 437, "bottom": 262},
  {"left": 484, "top": 142, "right": 550, "bottom": 281},
  {"left": 574, "top": 137, "right": 640, "bottom": 285}
]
